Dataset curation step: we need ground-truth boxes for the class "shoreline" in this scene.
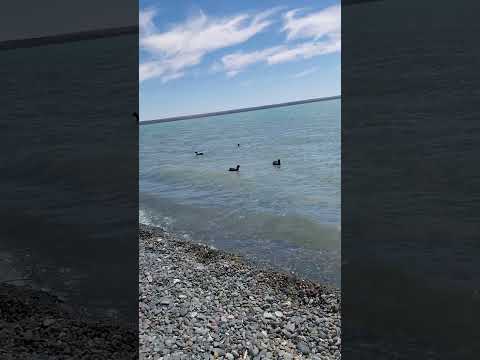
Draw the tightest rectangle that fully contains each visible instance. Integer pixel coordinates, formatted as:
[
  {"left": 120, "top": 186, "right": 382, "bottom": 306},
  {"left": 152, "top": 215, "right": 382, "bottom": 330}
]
[{"left": 140, "top": 224, "right": 341, "bottom": 359}]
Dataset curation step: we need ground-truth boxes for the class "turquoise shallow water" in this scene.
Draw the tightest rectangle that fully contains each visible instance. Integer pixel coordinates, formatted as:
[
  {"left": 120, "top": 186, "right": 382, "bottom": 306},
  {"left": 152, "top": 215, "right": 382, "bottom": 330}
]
[{"left": 140, "top": 99, "right": 340, "bottom": 286}]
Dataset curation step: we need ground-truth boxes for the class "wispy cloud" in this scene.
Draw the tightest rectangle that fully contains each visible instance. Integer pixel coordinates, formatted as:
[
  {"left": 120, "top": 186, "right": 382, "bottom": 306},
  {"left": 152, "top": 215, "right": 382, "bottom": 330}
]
[
  {"left": 268, "top": 37, "right": 340, "bottom": 64},
  {"left": 215, "top": 46, "right": 284, "bottom": 77},
  {"left": 139, "top": 8, "right": 279, "bottom": 82},
  {"left": 291, "top": 67, "right": 319, "bottom": 79},
  {"left": 217, "top": 36, "right": 340, "bottom": 76},
  {"left": 215, "top": 5, "right": 340, "bottom": 77},
  {"left": 139, "top": 8, "right": 157, "bottom": 36},
  {"left": 282, "top": 5, "right": 340, "bottom": 41}
]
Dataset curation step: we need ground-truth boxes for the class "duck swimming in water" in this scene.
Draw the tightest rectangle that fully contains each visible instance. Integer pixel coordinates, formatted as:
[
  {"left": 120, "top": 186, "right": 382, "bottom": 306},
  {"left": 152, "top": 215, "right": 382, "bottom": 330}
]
[
  {"left": 229, "top": 165, "right": 240, "bottom": 172},
  {"left": 272, "top": 159, "right": 281, "bottom": 166},
  {"left": 195, "top": 151, "right": 204, "bottom": 156}
]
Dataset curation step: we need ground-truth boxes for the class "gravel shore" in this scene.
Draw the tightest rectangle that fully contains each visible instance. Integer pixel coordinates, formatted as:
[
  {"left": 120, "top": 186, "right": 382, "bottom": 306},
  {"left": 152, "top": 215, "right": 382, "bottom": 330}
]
[
  {"left": 140, "top": 224, "right": 341, "bottom": 360},
  {"left": 0, "top": 283, "right": 137, "bottom": 359}
]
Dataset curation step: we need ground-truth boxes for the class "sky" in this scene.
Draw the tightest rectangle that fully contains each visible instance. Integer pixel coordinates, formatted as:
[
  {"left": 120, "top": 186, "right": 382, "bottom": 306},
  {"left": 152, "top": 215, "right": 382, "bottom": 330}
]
[{"left": 139, "top": 0, "right": 340, "bottom": 120}]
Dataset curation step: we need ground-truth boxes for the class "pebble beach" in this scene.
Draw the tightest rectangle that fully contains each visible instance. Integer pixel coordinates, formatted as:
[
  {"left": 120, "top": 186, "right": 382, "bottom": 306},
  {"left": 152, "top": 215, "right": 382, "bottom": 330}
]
[{"left": 140, "top": 224, "right": 341, "bottom": 360}]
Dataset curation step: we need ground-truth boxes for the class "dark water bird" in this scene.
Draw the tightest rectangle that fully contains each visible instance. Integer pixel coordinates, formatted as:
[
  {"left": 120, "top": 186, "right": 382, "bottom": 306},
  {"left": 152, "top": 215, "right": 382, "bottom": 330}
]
[
  {"left": 273, "top": 159, "right": 281, "bottom": 166},
  {"left": 237, "top": 144, "right": 240, "bottom": 147},
  {"left": 195, "top": 151, "right": 204, "bottom": 156},
  {"left": 132, "top": 112, "right": 139, "bottom": 123},
  {"left": 229, "top": 165, "right": 240, "bottom": 172}
]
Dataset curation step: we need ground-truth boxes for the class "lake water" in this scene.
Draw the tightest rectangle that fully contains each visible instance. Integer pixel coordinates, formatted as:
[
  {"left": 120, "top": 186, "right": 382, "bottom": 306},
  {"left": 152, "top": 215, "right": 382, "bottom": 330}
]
[{"left": 140, "top": 99, "right": 341, "bottom": 286}]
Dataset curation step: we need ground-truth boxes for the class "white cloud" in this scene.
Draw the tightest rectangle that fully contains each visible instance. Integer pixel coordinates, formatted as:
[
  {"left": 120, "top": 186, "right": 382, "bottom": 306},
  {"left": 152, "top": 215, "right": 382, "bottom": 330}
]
[
  {"left": 161, "top": 72, "right": 185, "bottom": 83},
  {"left": 282, "top": 5, "right": 340, "bottom": 42},
  {"left": 215, "top": 5, "right": 340, "bottom": 77},
  {"left": 218, "top": 36, "right": 340, "bottom": 76},
  {"left": 139, "top": 8, "right": 157, "bottom": 36},
  {"left": 217, "top": 46, "right": 284, "bottom": 77},
  {"left": 139, "top": 61, "right": 164, "bottom": 82},
  {"left": 267, "top": 37, "right": 340, "bottom": 65},
  {"left": 139, "top": 5, "right": 340, "bottom": 82},
  {"left": 291, "top": 67, "right": 319, "bottom": 79},
  {"left": 139, "top": 8, "right": 279, "bottom": 83}
]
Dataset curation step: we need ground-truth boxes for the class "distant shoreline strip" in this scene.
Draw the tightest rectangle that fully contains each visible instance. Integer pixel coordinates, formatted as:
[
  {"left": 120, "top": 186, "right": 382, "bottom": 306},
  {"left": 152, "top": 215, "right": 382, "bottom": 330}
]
[
  {"left": 140, "top": 95, "right": 341, "bottom": 125},
  {"left": 0, "top": 26, "right": 138, "bottom": 51}
]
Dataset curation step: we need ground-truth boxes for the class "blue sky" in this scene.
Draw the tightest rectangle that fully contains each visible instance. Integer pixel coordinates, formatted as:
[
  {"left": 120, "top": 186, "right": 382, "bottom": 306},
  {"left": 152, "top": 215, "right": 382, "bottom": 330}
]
[{"left": 139, "top": 0, "right": 340, "bottom": 120}]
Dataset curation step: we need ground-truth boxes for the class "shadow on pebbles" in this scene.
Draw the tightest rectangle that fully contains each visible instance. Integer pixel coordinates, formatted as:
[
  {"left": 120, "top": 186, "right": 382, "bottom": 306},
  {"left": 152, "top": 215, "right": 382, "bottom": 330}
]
[{"left": 140, "top": 224, "right": 341, "bottom": 360}]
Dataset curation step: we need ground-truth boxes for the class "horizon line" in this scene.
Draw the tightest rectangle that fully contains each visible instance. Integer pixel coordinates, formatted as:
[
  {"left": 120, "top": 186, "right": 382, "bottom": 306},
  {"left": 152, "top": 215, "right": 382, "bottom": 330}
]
[{"left": 140, "top": 95, "right": 341, "bottom": 125}]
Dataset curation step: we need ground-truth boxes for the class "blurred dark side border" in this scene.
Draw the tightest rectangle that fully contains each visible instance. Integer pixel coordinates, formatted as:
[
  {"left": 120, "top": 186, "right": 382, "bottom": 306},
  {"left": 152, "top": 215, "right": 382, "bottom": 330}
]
[
  {"left": 0, "top": 26, "right": 138, "bottom": 50},
  {"left": 342, "top": 0, "right": 480, "bottom": 358},
  {"left": 0, "top": 2, "right": 139, "bottom": 358}
]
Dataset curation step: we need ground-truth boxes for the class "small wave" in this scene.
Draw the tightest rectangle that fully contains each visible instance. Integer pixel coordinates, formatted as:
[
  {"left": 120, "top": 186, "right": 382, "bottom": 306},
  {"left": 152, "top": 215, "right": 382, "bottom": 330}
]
[
  {"left": 139, "top": 208, "right": 174, "bottom": 230},
  {"left": 140, "top": 196, "right": 339, "bottom": 251},
  {"left": 138, "top": 209, "right": 153, "bottom": 226}
]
